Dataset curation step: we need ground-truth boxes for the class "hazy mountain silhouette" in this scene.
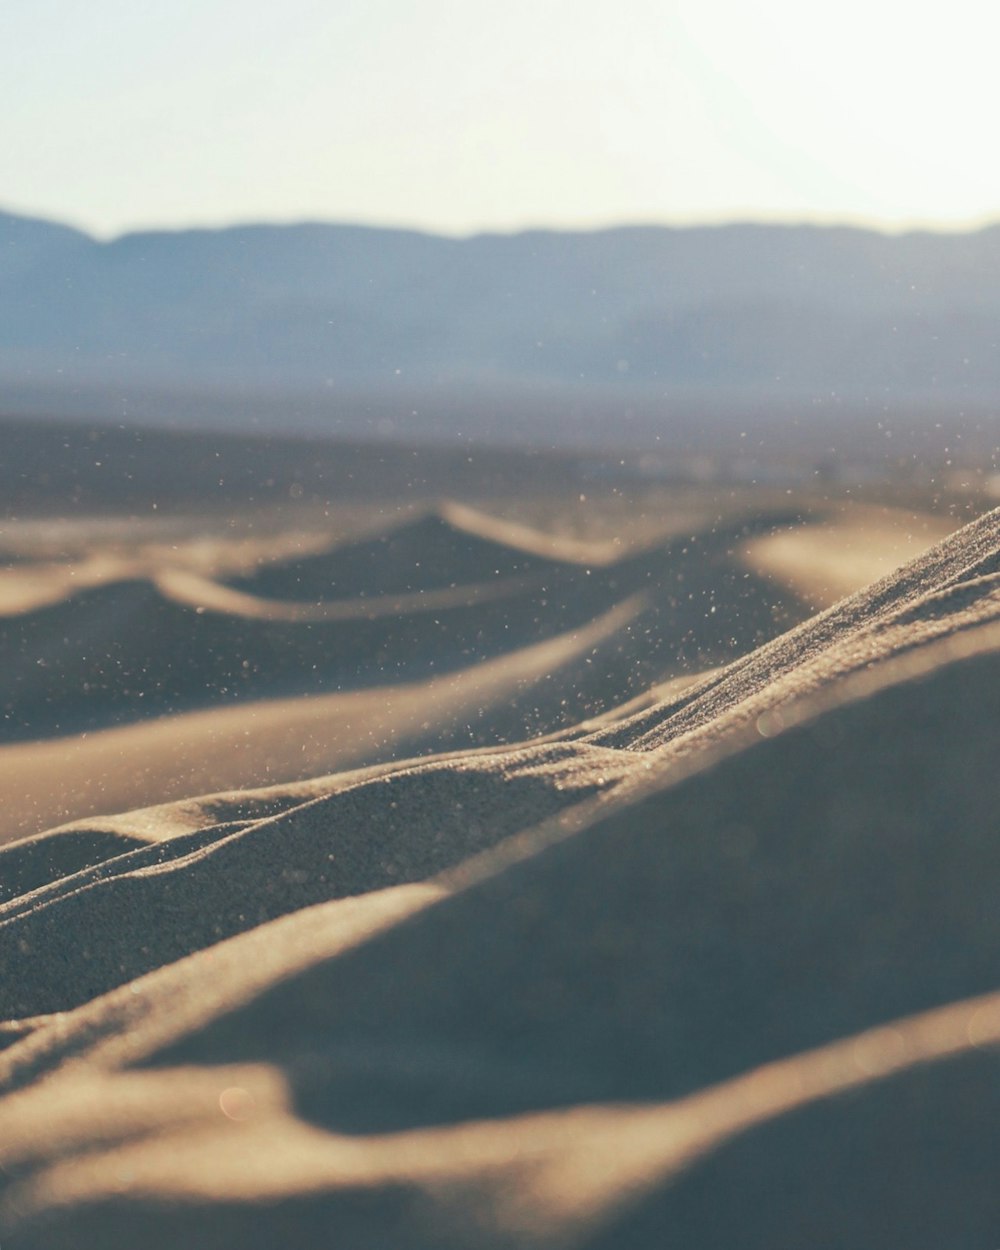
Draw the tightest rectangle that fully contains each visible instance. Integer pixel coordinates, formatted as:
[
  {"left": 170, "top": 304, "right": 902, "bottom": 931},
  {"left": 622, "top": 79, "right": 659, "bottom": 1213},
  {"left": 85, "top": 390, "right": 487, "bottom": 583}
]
[{"left": 3, "top": 209, "right": 1000, "bottom": 439}]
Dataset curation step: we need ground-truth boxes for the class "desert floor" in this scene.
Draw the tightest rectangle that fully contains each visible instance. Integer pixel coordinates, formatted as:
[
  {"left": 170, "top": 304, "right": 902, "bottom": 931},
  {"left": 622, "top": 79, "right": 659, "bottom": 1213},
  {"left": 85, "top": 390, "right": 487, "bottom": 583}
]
[{"left": 1, "top": 424, "right": 997, "bottom": 1247}]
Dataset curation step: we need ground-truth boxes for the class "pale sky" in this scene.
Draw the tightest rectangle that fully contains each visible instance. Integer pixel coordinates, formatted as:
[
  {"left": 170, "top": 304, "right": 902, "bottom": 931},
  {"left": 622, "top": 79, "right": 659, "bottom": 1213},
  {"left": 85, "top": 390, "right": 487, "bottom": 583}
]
[{"left": 5, "top": 0, "right": 1000, "bottom": 238}]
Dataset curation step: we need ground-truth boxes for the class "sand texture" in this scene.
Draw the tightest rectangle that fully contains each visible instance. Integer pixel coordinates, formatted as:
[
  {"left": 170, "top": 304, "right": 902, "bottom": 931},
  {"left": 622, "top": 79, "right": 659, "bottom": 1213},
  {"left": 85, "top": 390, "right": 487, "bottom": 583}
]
[{"left": 1, "top": 491, "right": 997, "bottom": 1247}]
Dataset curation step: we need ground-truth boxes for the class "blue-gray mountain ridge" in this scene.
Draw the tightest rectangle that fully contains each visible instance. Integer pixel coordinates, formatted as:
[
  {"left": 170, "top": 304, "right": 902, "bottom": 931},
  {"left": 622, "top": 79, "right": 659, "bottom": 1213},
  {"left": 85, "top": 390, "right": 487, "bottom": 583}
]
[{"left": 3, "top": 209, "right": 999, "bottom": 435}]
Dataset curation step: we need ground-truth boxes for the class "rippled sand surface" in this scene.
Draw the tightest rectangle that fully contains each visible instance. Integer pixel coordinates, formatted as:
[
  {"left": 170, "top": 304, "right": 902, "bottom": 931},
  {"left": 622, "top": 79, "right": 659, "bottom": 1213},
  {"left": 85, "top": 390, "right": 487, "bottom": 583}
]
[{"left": 3, "top": 467, "right": 997, "bottom": 1249}]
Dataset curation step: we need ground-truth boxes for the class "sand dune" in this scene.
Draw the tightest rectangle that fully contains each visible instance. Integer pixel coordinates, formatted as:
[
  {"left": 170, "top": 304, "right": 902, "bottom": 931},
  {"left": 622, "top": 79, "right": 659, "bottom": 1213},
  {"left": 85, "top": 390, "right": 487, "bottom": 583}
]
[
  {"left": 1, "top": 496, "right": 997, "bottom": 1246},
  {"left": 226, "top": 502, "right": 630, "bottom": 601},
  {"left": 744, "top": 502, "right": 957, "bottom": 607},
  {"left": 0, "top": 506, "right": 624, "bottom": 742},
  {"left": 0, "top": 594, "right": 650, "bottom": 841},
  {"left": 0, "top": 502, "right": 811, "bottom": 830}
]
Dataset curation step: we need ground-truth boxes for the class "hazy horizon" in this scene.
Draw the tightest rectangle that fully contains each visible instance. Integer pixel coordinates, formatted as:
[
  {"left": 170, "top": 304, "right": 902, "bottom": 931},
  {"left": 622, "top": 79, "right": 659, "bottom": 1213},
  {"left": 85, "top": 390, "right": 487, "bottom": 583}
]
[{"left": 6, "top": 201, "right": 1000, "bottom": 245}]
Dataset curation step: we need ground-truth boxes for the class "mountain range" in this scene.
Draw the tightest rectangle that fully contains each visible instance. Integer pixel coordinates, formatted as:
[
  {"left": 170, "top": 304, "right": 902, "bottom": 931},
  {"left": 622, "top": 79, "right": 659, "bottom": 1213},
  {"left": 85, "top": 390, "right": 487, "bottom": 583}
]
[{"left": 3, "top": 208, "right": 999, "bottom": 445}]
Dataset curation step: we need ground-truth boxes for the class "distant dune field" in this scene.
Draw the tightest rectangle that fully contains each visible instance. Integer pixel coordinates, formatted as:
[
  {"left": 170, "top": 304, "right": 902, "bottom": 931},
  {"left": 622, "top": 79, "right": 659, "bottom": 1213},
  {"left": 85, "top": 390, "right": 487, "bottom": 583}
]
[{"left": 1, "top": 429, "right": 997, "bottom": 1249}]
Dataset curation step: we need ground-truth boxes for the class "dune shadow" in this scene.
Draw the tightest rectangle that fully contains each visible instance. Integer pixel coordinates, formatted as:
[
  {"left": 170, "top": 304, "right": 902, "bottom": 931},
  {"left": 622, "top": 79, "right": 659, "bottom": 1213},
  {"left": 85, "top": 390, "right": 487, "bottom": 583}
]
[
  {"left": 584, "top": 1046, "right": 1000, "bottom": 1250},
  {"left": 117, "top": 641, "right": 1000, "bottom": 1138},
  {"left": 0, "top": 508, "right": 813, "bottom": 743}
]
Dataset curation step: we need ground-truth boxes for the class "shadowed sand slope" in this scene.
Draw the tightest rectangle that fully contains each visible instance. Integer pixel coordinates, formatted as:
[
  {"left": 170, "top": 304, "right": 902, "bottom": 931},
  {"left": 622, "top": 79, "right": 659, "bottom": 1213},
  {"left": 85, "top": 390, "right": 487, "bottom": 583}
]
[
  {"left": 0, "top": 503, "right": 802, "bottom": 743},
  {"left": 0, "top": 594, "right": 650, "bottom": 842},
  {"left": 0, "top": 501, "right": 811, "bottom": 838},
  {"left": 224, "top": 502, "right": 626, "bottom": 600},
  {"left": 0, "top": 505, "right": 998, "bottom": 1247}
]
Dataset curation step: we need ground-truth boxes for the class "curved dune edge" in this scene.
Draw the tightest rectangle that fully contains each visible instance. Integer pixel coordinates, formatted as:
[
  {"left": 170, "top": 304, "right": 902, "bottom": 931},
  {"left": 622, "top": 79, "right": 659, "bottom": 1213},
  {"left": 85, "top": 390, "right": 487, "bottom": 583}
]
[
  {"left": 9, "top": 503, "right": 784, "bottom": 745},
  {"left": 1, "top": 500, "right": 809, "bottom": 782},
  {"left": 433, "top": 499, "right": 633, "bottom": 566},
  {"left": 0, "top": 554, "right": 141, "bottom": 617},
  {"left": 0, "top": 500, "right": 630, "bottom": 621},
  {"left": 2, "top": 989, "right": 998, "bottom": 1244},
  {"left": 584, "top": 499, "right": 1000, "bottom": 754},
  {"left": 0, "top": 591, "right": 648, "bottom": 843},
  {"left": 0, "top": 499, "right": 954, "bottom": 623},
  {"left": 153, "top": 565, "right": 549, "bottom": 622},
  {"left": 0, "top": 530, "right": 339, "bottom": 618}
]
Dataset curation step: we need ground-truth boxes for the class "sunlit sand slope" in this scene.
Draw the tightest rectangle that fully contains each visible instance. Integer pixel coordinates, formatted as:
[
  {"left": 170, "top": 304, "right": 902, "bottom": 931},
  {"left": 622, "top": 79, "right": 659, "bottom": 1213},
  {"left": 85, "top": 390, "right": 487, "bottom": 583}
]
[
  {"left": 0, "top": 503, "right": 803, "bottom": 742},
  {"left": 743, "top": 503, "right": 956, "bottom": 607},
  {"left": 0, "top": 505, "right": 998, "bottom": 1246},
  {"left": 0, "top": 502, "right": 807, "bottom": 836}
]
